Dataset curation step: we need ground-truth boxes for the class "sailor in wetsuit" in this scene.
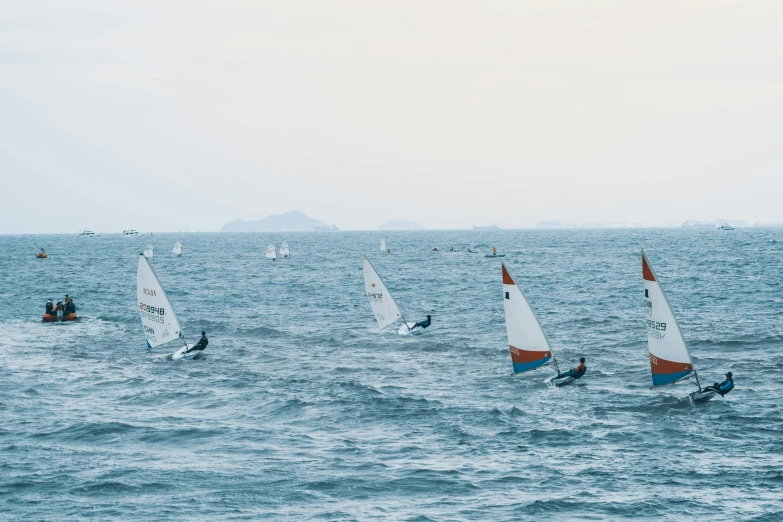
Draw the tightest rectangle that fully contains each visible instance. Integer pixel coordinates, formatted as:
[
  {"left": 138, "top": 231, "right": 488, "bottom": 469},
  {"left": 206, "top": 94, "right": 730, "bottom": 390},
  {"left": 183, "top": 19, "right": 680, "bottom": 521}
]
[
  {"left": 558, "top": 357, "right": 587, "bottom": 380},
  {"left": 701, "top": 372, "right": 734, "bottom": 396},
  {"left": 185, "top": 331, "right": 209, "bottom": 353},
  {"left": 412, "top": 315, "right": 431, "bottom": 330}
]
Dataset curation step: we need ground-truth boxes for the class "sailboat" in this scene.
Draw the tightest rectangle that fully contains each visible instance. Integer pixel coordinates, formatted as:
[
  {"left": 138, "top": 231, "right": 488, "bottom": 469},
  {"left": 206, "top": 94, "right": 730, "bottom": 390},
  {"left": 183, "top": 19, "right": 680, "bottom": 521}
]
[
  {"left": 642, "top": 252, "right": 715, "bottom": 401},
  {"left": 172, "top": 242, "right": 182, "bottom": 256},
  {"left": 380, "top": 239, "right": 386, "bottom": 252},
  {"left": 502, "top": 263, "right": 565, "bottom": 383},
  {"left": 136, "top": 254, "right": 195, "bottom": 359},
  {"left": 143, "top": 244, "right": 154, "bottom": 259},
  {"left": 280, "top": 241, "right": 290, "bottom": 258},
  {"left": 266, "top": 244, "right": 277, "bottom": 260},
  {"left": 363, "top": 256, "right": 421, "bottom": 335}
]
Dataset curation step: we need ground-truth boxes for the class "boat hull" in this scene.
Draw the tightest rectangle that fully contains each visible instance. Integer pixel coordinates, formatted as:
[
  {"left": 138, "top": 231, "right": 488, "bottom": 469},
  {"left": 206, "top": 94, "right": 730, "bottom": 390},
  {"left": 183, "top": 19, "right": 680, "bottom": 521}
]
[{"left": 42, "top": 313, "right": 78, "bottom": 323}]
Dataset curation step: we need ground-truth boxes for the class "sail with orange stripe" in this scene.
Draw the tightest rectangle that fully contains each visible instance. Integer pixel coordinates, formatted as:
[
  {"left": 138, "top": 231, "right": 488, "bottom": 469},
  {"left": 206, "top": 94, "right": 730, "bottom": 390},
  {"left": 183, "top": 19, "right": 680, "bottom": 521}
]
[
  {"left": 642, "top": 252, "right": 694, "bottom": 387},
  {"left": 502, "top": 263, "right": 554, "bottom": 373}
]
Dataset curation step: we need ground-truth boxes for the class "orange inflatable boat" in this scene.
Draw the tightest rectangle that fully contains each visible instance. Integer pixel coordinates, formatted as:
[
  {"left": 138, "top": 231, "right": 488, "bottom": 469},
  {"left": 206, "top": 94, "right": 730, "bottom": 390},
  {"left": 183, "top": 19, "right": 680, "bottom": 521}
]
[{"left": 42, "top": 312, "right": 78, "bottom": 322}]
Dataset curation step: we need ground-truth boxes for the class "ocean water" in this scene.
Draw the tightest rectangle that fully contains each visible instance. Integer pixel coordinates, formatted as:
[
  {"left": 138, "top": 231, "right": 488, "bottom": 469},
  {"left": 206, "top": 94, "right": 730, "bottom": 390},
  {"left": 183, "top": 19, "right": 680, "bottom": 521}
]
[{"left": 1, "top": 229, "right": 782, "bottom": 521}]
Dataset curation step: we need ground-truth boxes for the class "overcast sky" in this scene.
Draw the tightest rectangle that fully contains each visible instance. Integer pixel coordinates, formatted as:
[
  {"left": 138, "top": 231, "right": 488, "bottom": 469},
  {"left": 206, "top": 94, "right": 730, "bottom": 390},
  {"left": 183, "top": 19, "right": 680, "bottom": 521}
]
[{"left": 2, "top": 1, "right": 782, "bottom": 233}]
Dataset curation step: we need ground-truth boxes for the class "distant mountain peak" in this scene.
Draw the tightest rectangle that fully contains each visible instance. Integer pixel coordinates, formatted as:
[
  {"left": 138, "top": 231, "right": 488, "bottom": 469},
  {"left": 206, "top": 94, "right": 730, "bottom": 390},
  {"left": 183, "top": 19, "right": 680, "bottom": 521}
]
[{"left": 221, "top": 210, "right": 334, "bottom": 232}]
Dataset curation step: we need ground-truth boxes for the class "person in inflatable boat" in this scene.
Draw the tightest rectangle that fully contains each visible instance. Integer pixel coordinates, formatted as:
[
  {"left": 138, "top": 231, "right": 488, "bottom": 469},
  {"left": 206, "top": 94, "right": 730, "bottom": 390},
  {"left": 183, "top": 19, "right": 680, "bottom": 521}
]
[
  {"left": 558, "top": 358, "right": 587, "bottom": 380},
  {"left": 45, "top": 299, "right": 54, "bottom": 315},
  {"left": 701, "top": 372, "right": 734, "bottom": 396}
]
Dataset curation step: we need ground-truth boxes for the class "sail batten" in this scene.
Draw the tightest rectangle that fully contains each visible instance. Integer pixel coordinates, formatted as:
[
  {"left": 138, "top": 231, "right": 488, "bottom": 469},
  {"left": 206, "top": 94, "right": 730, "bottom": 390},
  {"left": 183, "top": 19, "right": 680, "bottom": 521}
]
[
  {"left": 137, "top": 254, "right": 182, "bottom": 350},
  {"left": 642, "top": 252, "right": 694, "bottom": 387},
  {"left": 502, "top": 263, "right": 553, "bottom": 373},
  {"left": 363, "top": 256, "right": 404, "bottom": 330}
]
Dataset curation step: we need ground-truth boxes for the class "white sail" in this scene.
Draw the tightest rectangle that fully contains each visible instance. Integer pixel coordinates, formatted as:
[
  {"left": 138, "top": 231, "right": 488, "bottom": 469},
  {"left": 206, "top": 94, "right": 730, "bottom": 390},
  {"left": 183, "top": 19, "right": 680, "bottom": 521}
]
[
  {"left": 143, "top": 244, "right": 154, "bottom": 259},
  {"left": 280, "top": 241, "right": 290, "bottom": 257},
  {"left": 380, "top": 239, "right": 386, "bottom": 252},
  {"left": 363, "top": 256, "right": 404, "bottom": 330},
  {"left": 642, "top": 252, "right": 694, "bottom": 387},
  {"left": 137, "top": 254, "right": 183, "bottom": 350},
  {"left": 172, "top": 242, "right": 182, "bottom": 255},
  {"left": 502, "top": 263, "right": 553, "bottom": 373},
  {"left": 266, "top": 244, "right": 276, "bottom": 260}
]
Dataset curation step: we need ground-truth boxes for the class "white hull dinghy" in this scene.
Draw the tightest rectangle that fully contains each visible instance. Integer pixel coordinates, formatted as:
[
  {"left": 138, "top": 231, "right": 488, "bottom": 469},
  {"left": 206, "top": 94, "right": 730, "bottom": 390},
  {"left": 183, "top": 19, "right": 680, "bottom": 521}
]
[
  {"left": 502, "top": 263, "right": 566, "bottom": 383},
  {"left": 363, "top": 256, "right": 423, "bottom": 336},
  {"left": 643, "top": 251, "right": 716, "bottom": 402},
  {"left": 137, "top": 254, "right": 198, "bottom": 359}
]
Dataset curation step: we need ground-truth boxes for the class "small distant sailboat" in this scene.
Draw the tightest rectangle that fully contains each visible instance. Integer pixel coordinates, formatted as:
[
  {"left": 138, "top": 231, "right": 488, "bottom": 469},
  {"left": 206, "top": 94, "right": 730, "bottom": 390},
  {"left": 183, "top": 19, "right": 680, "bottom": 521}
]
[
  {"left": 137, "top": 254, "right": 195, "bottom": 359},
  {"left": 363, "top": 256, "right": 420, "bottom": 335},
  {"left": 172, "top": 242, "right": 182, "bottom": 256},
  {"left": 642, "top": 252, "right": 715, "bottom": 401},
  {"left": 266, "top": 244, "right": 277, "bottom": 260},
  {"left": 380, "top": 239, "right": 386, "bottom": 252},
  {"left": 280, "top": 241, "right": 290, "bottom": 258},
  {"left": 143, "top": 244, "right": 154, "bottom": 259},
  {"left": 502, "top": 263, "right": 564, "bottom": 383}
]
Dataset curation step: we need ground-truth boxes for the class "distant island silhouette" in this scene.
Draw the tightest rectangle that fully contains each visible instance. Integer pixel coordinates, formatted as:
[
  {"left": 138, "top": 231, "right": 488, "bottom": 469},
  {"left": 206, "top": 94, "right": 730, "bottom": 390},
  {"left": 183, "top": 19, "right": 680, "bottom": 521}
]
[
  {"left": 221, "top": 210, "right": 339, "bottom": 232},
  {"left": 378, "top": 220, "right": 426, "bottom": 230}
]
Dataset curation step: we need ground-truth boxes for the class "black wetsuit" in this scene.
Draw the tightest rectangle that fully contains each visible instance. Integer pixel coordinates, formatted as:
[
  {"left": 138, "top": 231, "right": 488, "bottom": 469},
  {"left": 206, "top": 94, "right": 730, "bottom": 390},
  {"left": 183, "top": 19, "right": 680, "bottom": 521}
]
[
  {"left": 413, "top": 318, "right": 431, "bottom": 329},
  {"left": 65, "top": 301, "right": 75, "bottom": 314},
  {"left": 187, "top": 336, "right": 209, "bottom": 353},
  {"left": 45, "top": 302, "right": 54, "bottom": 315}
]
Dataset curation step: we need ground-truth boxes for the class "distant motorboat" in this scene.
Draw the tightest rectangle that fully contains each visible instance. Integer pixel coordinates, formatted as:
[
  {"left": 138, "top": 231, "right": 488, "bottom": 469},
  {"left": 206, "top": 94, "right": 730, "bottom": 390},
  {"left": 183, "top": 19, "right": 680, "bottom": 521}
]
[
  {"left": 473, "top": 223, "right": 500, "bottom": 230},
  {"left": 717, "top": 223, "right": 735, "bottom": 231},
  {"left": 78, "top": 230, "right": 97, "bottom": 237},
  {"left": 123, "top": 229, "right": 141, "bottom": 238},
  {"left": 36, "top": 249, "right": 48, "bottom": 259}
]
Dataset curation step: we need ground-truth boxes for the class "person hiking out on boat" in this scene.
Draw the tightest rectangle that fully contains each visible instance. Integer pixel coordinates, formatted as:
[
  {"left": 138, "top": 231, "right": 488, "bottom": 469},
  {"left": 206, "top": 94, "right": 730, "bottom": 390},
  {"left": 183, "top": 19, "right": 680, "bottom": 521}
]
[
  {"left": 185, "top": 331, "right": 209, "bottom": 353},
  {"left": 558, "top": 357, "right": 587, "bottom": 379},
  {"left": 412, "top": 315, "right": 431, "bottom": 330},
  {"left": 701, "top": 372, "right": 734, "bottom": 396},
  {"left": 45, "top": 299, "right": 54, "bottom": 316}
]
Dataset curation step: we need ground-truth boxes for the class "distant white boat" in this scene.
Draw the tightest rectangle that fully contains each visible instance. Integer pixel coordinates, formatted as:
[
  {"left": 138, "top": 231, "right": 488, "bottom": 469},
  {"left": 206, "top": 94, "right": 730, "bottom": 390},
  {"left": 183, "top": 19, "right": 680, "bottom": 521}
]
[
  {"left": 266, "top": 244, "right": 277, "bottom": 260},
  {"left": 313, "top": 224, "right": 339, "bottom": 231},
  {"left": 473, "top": 223, "right": 500, "bottom": 230},
  {"left": 78, "top": 230, "right": 97, "bottom": 237},
  {"left": 122, "top": 229, "right": 141, "bottom": 238},
  {"left": 280, "top": 241, "right": 290, "bottom": 258},
  {"left": 143, "top": 244, "right": 154, "bottom": 259},
  {"left": 172, "top": 242, "right": 182, "bottom": 256},
  {"left": 380, "top": 239, "right": 386, "bottom": 252},
  {"left": 717, "top": 223, "right": 734, "bottom": 231}
]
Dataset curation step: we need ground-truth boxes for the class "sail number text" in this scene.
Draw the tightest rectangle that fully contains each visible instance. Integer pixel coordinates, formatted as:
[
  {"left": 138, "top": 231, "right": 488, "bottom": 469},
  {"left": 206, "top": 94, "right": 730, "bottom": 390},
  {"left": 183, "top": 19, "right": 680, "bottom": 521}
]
[{"left": 143, "top": 288, "right": 157, "bottom": 296}]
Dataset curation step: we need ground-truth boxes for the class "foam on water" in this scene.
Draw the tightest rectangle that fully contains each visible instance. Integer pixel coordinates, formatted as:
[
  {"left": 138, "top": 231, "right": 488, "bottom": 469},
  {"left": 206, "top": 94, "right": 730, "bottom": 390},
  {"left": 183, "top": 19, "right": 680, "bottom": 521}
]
[{"left": 1, "top": 229, "right": 782, "bottom": 520}]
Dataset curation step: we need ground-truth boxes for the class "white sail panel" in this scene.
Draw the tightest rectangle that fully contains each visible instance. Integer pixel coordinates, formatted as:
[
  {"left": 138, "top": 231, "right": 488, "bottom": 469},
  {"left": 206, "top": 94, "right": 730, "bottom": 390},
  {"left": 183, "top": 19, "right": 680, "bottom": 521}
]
[
  {"left": 363, "top": 256, "right": 403, "bottom": 330},
  {"left": 642, "top": 252, "right": 693, "bottom": 386},
  {"left": 266, "top": 244, "right": 276, "bottom": 260},
  {"left": 502, "top": 263, "right": 553, "bottom": 373},
  {"left": 280, "top": 241, "right": 290, "bottom": 257},
  {"left": 172, "top": 242, "right": 182, "bottom": 255},
  {"left": 137, "top": 254, "right": 182, "bottom": 350},
  {"left": 380, "top": 239, "right": 386, "bottom": 252}
]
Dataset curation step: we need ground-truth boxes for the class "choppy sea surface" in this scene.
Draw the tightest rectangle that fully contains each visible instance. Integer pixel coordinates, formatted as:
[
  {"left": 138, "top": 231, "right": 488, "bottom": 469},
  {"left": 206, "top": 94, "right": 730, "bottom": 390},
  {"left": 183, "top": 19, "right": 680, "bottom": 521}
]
[{"left": 1, "top": 229, "right": 782, "bottom": 521}]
